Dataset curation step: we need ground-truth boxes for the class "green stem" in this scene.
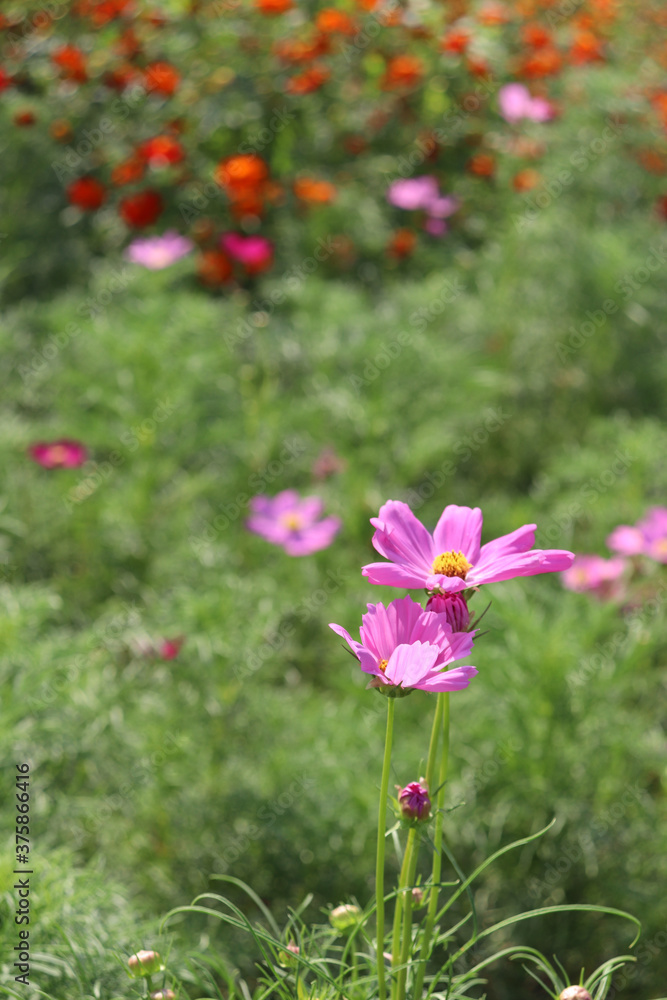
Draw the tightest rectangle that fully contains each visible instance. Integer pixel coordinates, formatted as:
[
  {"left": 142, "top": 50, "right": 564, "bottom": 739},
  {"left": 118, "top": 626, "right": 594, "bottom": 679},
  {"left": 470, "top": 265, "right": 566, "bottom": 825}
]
[
  {"left": 391, "top": 692, "right": 443, "bottom": 991},
  {"left": 376, "top": 697, "right": 396, "bottom": 1000},
  {"left": 395, "top": 827, "right": 420, "bottom": 1000},
  {"left": 413, "top": 692, "right": 450, "bottom": 999}
]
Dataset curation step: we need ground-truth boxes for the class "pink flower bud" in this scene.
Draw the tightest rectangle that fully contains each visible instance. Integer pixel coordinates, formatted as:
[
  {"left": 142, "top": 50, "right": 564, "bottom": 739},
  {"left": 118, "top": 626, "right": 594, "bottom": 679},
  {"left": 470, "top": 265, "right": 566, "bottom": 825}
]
[
  {"left": 559, "top": 989, "right": 592, "bottom": 1000},
  {"left": 398, "top": 781, "right": 431, "bottom": 821},
  {"left": 426, "top": 593, "right": 470, "bottom": 632},
  {"left": 329, "top": 903, "right": 362, "bottom": 931},
  {"left": 278, "top": 942, "right": 300, "bottom": 967},
  {"left": 128, "top": 950, "right": 164, "bottom": 978},
  {"left": 150, "top": 992, "right": 176, "bottom": 1000},
  {"left": 411, "top": 887, "right": 425, "bottom": 907}
]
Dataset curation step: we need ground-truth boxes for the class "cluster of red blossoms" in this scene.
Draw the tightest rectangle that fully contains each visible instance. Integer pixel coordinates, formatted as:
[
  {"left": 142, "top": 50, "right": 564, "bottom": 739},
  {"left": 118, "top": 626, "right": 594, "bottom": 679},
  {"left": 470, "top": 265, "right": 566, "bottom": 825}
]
[{"left": 2, "top": 0, "right": 666, "bottom": 284}]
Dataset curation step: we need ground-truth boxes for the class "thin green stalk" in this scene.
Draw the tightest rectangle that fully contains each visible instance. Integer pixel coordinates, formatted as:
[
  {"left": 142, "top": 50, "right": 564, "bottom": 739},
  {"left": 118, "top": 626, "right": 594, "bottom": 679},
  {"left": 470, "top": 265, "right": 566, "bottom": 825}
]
[
  {"left": 391, "top": 692, "right": 443, "bottom": 988},
  {"left": 395, "top": 827, "right": 420, "bottom": 1000},
  {"left": 413, "top": 692, "right": 450, "bottom": 999},
  {"left": 376, "top": 696, "right": 396, "bottom": 1000}
]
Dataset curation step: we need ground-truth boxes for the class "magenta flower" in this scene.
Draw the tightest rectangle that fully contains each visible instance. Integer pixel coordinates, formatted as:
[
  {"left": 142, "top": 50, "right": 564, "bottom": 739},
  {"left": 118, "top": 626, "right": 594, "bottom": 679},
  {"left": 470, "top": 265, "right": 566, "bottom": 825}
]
[
  {"left": 329, "top": 595, "right": 477, "bottom": 694},
  {"left": 498, "top": 83, "right": 555, "bottom": 123},
  {"left": 124, "top": 231, "right": 193, "bottom": 269},
  {"left": 28, "top": 439, "right": 87, "bottom": 469},
  {"left": 362, "top": 501, "right": 574, "bottom": 593},
  {"left": 387, "top": 178, "right": 460, "bottom": 235},
  {"left": 425, "top": 593, "right": 471, "bottom": 631},
  {"left": 158, "top": 636, "right": 185, "bottom": 660},
  {"left": 398, "top": 781, "right": 431, "bottom": 820},
  {"left": 561, "top": 554, "right": 627, "bottom": 600},
  {"left": 607, "top": 507, "right": 667, "bottom": 563},
  {"left": 219, "top": 232, "right": 274, "bottom": 272},
  {"left": 247, "top": 490, "right": 341, "bottom": 556}
]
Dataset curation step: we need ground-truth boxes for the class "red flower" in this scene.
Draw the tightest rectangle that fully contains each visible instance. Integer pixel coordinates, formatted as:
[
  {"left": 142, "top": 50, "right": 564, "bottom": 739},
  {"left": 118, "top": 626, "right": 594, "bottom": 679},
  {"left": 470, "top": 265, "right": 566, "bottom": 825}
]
[
  {"left": 197, "top": 249, "right": 233, "bottom": 286},
  {"left": 285, "top": 65, "right": 330, "bottom": 95},
  {"left": 52, "top": 45, "right": 88, "bottom": 83},
  {"left": 119, "top": 189, "right": 163, "bottom": 228},
  {"left": 111, "top": 158, "right": 146, "bottom": 186},
  {"left": 67, "top": 176, "right": 107, "bottom": 210},
  {"left": 144, "top": 61, "right": 180, "bottom": 96},
  {"left": 137, "top": 135, "right": 185, "bottom": 167},
  {"left": 14, "top": 111, "right": 37, "bottom": 127},
  {"left": 255, "top": 0, "right": 293, "bottom": 13},
  {"left": 381, "top": 54, "right": 424, "bottom": 91}
]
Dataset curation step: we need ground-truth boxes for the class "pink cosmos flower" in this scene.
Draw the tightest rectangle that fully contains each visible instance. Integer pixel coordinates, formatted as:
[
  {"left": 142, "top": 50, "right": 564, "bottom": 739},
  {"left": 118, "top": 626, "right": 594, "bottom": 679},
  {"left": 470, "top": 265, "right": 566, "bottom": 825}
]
[
  {"left": 498, "top": 83, "right": 555, "bottom": 124},
  {"left": 124, "top": 231, "right": 193, "bottom": 269},
  {"left": 607, "top": 507, "right": 667, "bottom": 563},
  {"left": 28, "top": 439, "right": 87, "bottom": 468},
  {"left": 362, "top": 501, "right": 574, "bottom": 593},
  {"left": 398, "top": 781, "right": 431, "bottom": 820},
  {"left": 561, "top": 554, "right": 627, "bottom": 600},
  {"left": 387, "top": 178, "right": 459, "bottom": 234},
  {"left": 158, "top": 636, "right": 185, "bottom": 660},
  {"left": 247, "top": 490, "right": 341, "bottom": 556},
  {"left": 329, "top": 595, "right": 477, "bottom": 694},
  {"left": 426, "top": 593, "right": 471, "bottom": 631},
  {"left": 219, "top": 232, "right": 274, "bottom": 272}
]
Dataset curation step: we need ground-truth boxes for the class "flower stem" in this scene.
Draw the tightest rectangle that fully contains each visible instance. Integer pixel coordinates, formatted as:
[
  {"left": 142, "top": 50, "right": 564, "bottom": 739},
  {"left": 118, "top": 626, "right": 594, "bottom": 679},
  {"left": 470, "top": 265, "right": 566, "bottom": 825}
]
[
  {"left": 376, "top": 696, "right": 396, "bottom": 1000},
  {"left": 413, "top": 692, "right": 450, "bottom": 999},
  {"left": 395, "top": 826, "right": 419, "bottom": 1000}
]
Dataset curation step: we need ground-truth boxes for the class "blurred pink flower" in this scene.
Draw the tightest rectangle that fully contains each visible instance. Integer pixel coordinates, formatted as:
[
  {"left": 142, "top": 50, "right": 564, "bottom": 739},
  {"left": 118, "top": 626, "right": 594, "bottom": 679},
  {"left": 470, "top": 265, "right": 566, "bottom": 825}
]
[
  {"left": 362, "top": 501, "right": 574, "bottom": 593},
  {"left": 219, "top": 232, "right": 274, "bottom": 272},
  {"left": 158, "top": 636, "right": 185, "bottom": 660},
  {"left": 387, "top": 178, "right": 459, "bottom": 234},
  {"left": 28, "top": 439, "right": 87, "bottom": 468},
  {"left": 398, "top": 781, "right": 431, "bottom": 820},
  {"left": 329, "top": 595, "right": 477, "bottom": 694},
  {"left": 607, "top": 507, "right": 667, "bottom": 563},
  {"left": 247, "top": 489, "right": 341, "bottom": 555},
  {"left": 498, "top": 83, "right": 555, "bottom": 123},
  {"left": 124, "top": 231, "right": 193, "bottom": 269},
  {"left": 561, "top": 554, "right": 627, "bottom": 600}
]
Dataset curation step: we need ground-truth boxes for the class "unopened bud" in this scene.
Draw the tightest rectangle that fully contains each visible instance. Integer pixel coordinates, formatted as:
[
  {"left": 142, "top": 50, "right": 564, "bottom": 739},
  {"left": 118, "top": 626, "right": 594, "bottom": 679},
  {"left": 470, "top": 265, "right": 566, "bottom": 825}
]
[
  {"left": 426, "top": 593, "right": 470, "bottom": 632},
  {"left": 128, "top": 950, "right": 164, "bottom": 978},
  {"left": 411, "top": 887, "right": 425, "bottom": 907},
  {"left": 278, "top": 942, "right": 300, "bottom": 967},
  {"left": 329, "top": 903, "right": 362, "bottom": 932},
  {"left": 559, "top": 988, "right": 592, "bottom": 1000},
  {"left": 150, "top": 992, "right": 176, "bottom": 1000},
  {"left": 398, "top": 782, "right": 431, "bottom": 821}
]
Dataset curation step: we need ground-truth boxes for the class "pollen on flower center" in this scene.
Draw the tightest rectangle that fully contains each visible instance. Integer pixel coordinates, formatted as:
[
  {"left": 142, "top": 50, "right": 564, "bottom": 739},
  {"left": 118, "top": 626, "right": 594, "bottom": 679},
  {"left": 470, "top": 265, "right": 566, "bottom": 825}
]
[
  {"left": 281, "top": 513, "right": 304, "bottom": 531},
  {"left": 378, "top": 659, "right": 388, "bottom": 673},
  {"left": 431, "top": 550, "right": 472, "bottom": 578}
]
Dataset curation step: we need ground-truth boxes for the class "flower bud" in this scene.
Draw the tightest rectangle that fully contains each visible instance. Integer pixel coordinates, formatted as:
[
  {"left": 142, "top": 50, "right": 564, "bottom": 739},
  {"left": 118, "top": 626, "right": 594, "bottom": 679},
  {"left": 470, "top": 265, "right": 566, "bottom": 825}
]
[
  {"left": 278, "top": 942, "right": 299, "bottom": 967},
  {"left": 426, "top": 593, "right": 470, "bottom": 632},
  {"left": 128, "top": 950, "right": 164, "bottom": 978},
  {"left": 329, "top": 903, "right": 362, "bottom": 932},
  {"left": 150, "top": 992, "right": 176, "bottom": 1000},
  {"left": 411, "top": 887, "right": 425, "bottom": 907},
  {"left": 559, "top": 989, "right": 592, "bottom": 1000},
  {"left": 398, "top": 782, "right": 431, "bottom": 821}
]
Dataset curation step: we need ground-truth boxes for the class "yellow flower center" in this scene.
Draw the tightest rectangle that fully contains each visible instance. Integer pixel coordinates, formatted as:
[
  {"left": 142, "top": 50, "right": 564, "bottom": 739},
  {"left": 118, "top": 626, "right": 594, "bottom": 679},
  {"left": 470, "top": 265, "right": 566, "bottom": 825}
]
[
  {"left": 281, "top": 513, "right": 304, "bottom": 531},
  {"left": 378, "top": 659, "right": 388, "bottom": 673},
  {"left": 431, "top": 550, "right": 472, "bottom": 578}
]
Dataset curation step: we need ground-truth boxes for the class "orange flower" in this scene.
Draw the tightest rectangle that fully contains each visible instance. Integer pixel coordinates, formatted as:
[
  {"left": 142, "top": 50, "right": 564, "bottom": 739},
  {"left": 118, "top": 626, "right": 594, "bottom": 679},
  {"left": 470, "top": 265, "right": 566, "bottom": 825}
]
[
  {"left": 467, "top": 153, "right": 495, "bottom": 177},
  {"left": 440, "top": 28, "right": 471, "bottom": 54},
  {"left": 476, "top": 1, "right": 510, "bottom": 25},
  {"left": 387, "top": 228, "right": 417, "bottom": 258},
  {"left": 215, "top": 154, "right": 269, "bottom": 190},
  {"left": 512, "top": 168, "right": 541, "bottom": 192},
  {"left": 521, "top": 22, "right": 552, "bottom": 48},
  {"left": 316, "top": 8, "right": 357, "bottom": 34},
  {"left": 50, "top": 119, "right": 73, "bottom": 142},
  {"left": 569, "top": 31, "right": 605, "bottom": 65},
  {"left": 273, "top": 36, "right": 331, "bottom": 62},
  {"left": 111, "top": 158, "right": 146, "bottom": 186},
  {"left": 14, "top": 110, "right": 36, "bottom": 127},
  {"left": 293, "top": 177, "right": 337, "bottom": 203},
  {"left": 466, "top": 56, "right": 491, "bottom": 78},
  {"left": 137, "top": 135, "right": 186, "bottom": 167},
  {"left": 638, "top": 149, "right": 667, "bottom": 175},
  {"left": 517, "top": 45, "right": 563, "bottom": 79},
  {"left": 144, "top": 61, "right": 181, "bottom": 96},
  {"left": 381, "top": 54, "right": 424, "bottom": 91},
  {"left": 285, "top": 66, "right": 330, "bottom": 95},
  {"left": 255, "top": 0, "right": 293, "bottom": 13},
  {"left": 197, "top": 249, "right": 233, "bottom": 286},
  {"left": 67, "top": 176, "right": 107, "bottom": 210},
  {"left": 114, "top": 28, "right": 142, "bottom": 59},
  {"left": 52, "top": 45, "right": 88, "bottom": 83}
]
